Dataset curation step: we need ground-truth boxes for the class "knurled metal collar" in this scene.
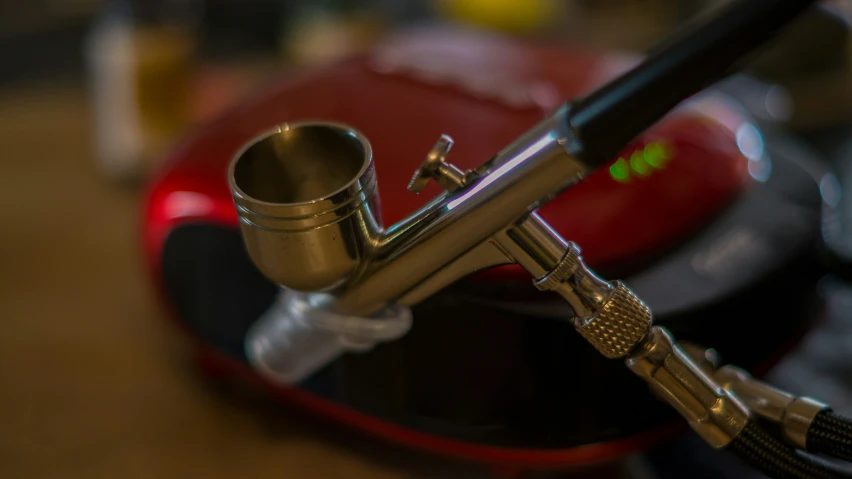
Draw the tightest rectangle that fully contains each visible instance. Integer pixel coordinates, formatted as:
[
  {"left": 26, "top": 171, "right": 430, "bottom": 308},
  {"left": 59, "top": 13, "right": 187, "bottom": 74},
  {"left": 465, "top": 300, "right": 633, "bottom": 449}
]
[{"left": 575, "top": 281, "right": 652, "bottom": 358}]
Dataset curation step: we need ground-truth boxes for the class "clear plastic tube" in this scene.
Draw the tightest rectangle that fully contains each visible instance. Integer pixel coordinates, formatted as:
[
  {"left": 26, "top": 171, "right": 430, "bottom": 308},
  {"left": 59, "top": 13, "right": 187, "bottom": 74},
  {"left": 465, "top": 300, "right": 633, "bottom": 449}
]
[{"left": 245, "top": 289, "right": 412, "bottom": 384}]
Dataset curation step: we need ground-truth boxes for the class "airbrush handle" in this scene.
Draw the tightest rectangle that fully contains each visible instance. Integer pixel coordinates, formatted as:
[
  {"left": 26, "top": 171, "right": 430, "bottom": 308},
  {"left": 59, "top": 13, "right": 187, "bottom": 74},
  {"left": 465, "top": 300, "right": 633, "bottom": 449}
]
[{"left": 567, "top": 0, "right": 818, "bottom": 168}]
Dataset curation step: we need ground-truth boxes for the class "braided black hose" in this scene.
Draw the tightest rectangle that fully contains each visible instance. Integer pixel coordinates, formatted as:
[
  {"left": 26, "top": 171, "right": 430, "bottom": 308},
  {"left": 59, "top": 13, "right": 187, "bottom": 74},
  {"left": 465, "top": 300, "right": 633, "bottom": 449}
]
[
  {"left": 729, "top": 421, "right": 846, "bottom": 479},
  {"left": 808, "top": 411, "right": 852, "bottom": 462}
]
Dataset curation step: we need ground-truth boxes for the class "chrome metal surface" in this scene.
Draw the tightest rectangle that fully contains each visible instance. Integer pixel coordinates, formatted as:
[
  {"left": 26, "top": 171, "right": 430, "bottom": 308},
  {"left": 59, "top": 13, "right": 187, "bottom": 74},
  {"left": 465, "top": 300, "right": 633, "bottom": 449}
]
[
  {"left": 527, "top": 240, "right": 654, "bottom": 358},
  {"left": 783, "top": 397, "right": 828, "bottom": 450},
  {"left": 496, "top": 213, "right": 567, "bottom": 279},
  {"left": 407, "top": 135, "right": 471, "bottom": 193},
  {"left": 398, "top": 211, "right": 572, "bottom": 306},
  {"left": 228, "top": 108, "right": 588, "bottom": 316},
  {"left": 533, "top": 243, "right": 615, "bottom": 319},
  {"left": 227, "top": 110, "right": 598, "bottom": 383},
  {"left": 326, "top": 106, "right": 588, "bottom": 316},
  {"left": 626, "top": 327, "right": 751, "bottom": 448},
  {"left": 715, "top": 365, "right": 795, "bottom": 424},
  {"left": 396, "top": 240, "right": 513, "bottom": 305},
  {"left": 679, "top": 343, "right": 722, "bottom": 372},
  {"left": 700, "top": 362, "right": 828, "bottom": 450},
  {"left": 229, "top": 122, "right": 381, "bottom": 292},
  {"left": 573, "top": 281, "right": 650, "bottom": 359}
]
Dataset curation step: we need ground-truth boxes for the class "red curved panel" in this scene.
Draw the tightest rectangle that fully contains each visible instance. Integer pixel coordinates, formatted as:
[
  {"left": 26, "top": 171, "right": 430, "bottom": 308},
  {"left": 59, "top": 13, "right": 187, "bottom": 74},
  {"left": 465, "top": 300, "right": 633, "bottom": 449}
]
[{"left": 145, "top": 30, "right": 749, "bottom": 283}]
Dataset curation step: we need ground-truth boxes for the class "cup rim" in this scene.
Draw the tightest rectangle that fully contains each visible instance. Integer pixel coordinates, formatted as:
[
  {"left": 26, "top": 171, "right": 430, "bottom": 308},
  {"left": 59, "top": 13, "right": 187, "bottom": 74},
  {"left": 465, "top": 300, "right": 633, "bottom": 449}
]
[{"left": 228, "top": 121, "right": 374, "bottom": 209}]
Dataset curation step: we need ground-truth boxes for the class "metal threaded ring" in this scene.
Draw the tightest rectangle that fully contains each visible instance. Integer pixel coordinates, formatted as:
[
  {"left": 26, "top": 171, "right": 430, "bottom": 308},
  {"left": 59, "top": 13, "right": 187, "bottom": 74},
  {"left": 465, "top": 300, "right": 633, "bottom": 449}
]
[
  {"left": 534, "top": 243, "right": 581, "bottom": 292},
  {"left": 575, "top": 281, "right": 652, "bottom": 358}
]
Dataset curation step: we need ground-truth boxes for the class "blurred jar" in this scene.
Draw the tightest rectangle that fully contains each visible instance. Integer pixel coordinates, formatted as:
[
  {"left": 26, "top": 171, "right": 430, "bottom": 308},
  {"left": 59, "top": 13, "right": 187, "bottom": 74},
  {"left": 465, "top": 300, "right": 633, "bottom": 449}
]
[
  {"left": 86, "top": 0, "right": 200, "bottom": 182},
  {"left": 279, "top": 0, "right": 385, "bottom": 67}
]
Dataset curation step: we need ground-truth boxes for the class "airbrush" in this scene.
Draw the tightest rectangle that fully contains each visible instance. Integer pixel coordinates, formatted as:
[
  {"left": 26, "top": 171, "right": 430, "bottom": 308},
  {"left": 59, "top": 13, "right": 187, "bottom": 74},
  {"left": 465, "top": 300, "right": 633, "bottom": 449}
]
[{"left": 156, "top": 0, "right": 852, "bottom": 477}]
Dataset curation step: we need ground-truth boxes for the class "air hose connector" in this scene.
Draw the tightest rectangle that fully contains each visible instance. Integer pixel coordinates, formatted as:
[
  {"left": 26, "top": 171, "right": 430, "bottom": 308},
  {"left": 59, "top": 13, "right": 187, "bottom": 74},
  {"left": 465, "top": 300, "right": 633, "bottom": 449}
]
[
  {"left": 535, "top": 245, "right": 749, "bottom": 448},
  {"left": 681, "top": 348, "right": 830, "bottom": 450},
  {"left": 627, "top": 327, "right": 751, "bottom": 448},
  {"left": 535, "top": 244, "right": 651, "bottom": 358}
]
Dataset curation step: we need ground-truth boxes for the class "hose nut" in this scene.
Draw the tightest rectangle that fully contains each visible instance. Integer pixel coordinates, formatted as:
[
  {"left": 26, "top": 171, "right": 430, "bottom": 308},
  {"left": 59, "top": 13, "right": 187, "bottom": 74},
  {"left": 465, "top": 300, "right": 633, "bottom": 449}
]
[{"left": 627, "top": 327, "right": 751, "bottom": 448}]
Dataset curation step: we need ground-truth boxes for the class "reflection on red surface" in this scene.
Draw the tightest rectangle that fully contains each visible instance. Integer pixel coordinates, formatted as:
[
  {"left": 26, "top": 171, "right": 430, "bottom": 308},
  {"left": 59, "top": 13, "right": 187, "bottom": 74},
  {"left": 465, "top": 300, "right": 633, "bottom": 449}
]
[{"left": 194, "top": 345, "right": 685, "bottom": 469}]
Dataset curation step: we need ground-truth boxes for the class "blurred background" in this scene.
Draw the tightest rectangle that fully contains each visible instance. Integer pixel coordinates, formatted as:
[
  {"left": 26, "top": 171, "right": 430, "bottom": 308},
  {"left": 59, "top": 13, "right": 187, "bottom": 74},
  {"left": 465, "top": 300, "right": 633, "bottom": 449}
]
[{"left": 5, "top": 0, "right": 852, "bottom": 477}]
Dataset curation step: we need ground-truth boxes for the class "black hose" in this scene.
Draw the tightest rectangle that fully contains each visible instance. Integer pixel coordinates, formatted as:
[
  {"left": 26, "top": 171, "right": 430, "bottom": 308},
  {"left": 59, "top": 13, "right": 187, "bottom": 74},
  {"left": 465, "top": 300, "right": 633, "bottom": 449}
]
[
  {"left": 565, "top": 0, "right": 818, "bottom": 168},
  {"left": 729, "top": 421, "right": 846, "bottom": 479},
  {"left": 808, "top": 411, "right": 852, "bottom": 462}
]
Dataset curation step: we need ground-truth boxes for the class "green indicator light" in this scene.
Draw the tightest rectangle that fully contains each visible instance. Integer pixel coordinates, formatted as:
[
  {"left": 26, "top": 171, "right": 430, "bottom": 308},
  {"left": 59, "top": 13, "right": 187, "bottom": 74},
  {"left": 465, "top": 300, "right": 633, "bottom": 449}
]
[
  {"left": 644, "top": 142, "right": 669, "bottom": 168},
  {"left": 630, "top": 151, "right": 651, "bottom": 176},
  {"left": 609, "top": 157, "right": 630, "bottom": 182}
]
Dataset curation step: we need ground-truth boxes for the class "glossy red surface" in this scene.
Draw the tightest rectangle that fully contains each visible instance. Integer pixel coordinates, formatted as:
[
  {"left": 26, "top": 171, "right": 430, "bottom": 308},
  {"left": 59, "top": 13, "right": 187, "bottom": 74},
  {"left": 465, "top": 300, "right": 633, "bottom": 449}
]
[{"left": 144, "top": 29, "right": 749, "bottom": 284}]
